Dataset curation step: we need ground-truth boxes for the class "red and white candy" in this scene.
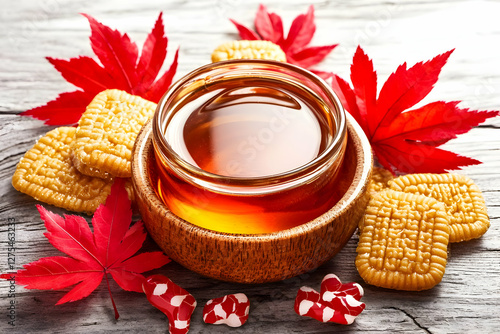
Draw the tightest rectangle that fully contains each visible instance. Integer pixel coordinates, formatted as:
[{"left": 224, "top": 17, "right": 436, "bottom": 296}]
[
  {"left": 143, "top": 275, "right": 197, "bottom": 334},
  {"left": 294, "top": 274, "right": 365, "bottom": 325},
  {"left": 203, "top": 293, "right": 250, "bottom": 327}
]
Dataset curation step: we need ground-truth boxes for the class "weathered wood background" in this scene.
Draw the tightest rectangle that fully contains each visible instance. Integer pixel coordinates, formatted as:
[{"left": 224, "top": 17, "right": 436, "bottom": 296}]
[{"left": 1, "top": 0, "right": 499, "bottom": 333}]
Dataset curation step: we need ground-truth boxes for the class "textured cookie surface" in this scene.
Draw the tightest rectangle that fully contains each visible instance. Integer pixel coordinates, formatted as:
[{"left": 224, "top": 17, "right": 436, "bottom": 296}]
[
  {"left": 356, "top": 190, "right": 450, "bottom": 291},
  {"left": 367, "top": 167, "right": 394, "bottom": 197},
  {"left": 12, "top": 127, "right": 116, "bottom": 213},
  {"left": 389, "top": 173, "right": 489, "bottom": 242},
  {"left": 71, "top": 89, "right": 157, "bottom": 179},
  {"left": 211, "top": 40, "right": 287, "bottom": 62}
]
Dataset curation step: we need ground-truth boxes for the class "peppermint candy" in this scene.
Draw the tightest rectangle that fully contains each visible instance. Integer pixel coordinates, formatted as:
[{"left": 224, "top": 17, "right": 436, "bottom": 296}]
[
  {"left": 143, "top": 275, "right": 197, "bottom": 334},
  {"left": 203, "top": 293, "right": 250, "bottom": 327},
  {"left": 294, "top": 274, "right": 365, "bottom": 325}
]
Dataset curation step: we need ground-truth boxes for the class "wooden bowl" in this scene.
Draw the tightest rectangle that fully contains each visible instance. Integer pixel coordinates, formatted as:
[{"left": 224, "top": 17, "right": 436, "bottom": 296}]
[{"left": 131, "top": 113, "right": 373, "bottom": 283}]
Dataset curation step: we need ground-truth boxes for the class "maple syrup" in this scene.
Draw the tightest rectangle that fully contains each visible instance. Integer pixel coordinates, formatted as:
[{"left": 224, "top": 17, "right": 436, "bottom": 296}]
[{"left": 152, "top": 60, "right": 347, "bottom": 234}]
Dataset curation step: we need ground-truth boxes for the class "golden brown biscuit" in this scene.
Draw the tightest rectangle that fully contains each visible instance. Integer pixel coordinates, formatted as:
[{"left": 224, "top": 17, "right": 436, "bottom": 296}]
[
  {"left": 389, "top": 173, "right": 490, "bottom": 242},
  {"left": 71, "top": 89, "right": 156, "bottom": 179},
  {"left": 12, "top": 127, "right": 116, "bottom": 213},
  {"left": 367, "top": 167, "right": 394, "bottom": 197},
  {"left": 211, "top": 40, "right": 287, "bottom": 62},
  {"left": 356, "top": 189, "right": 450, "bottom": 291}
]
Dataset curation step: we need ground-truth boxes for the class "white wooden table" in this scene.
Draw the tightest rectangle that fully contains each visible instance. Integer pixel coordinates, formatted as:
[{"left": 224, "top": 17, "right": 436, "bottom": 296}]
[{"left": 1, "top": 0, "right": 499, "bottom": 333}]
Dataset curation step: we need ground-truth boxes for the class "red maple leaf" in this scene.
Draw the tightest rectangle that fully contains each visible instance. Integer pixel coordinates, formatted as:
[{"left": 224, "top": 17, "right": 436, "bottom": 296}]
[
  {"left": 21, "top": 12, "right": 179, "bottom": 126},
  {"left": 0, "top": 179, "right": 170, "bottom": 319},
  {"left": 332, "top": 46, "right": 499, "bottom": 174},
  {"left": 230, "top": 4, "right": 337, "bottom": 80}
]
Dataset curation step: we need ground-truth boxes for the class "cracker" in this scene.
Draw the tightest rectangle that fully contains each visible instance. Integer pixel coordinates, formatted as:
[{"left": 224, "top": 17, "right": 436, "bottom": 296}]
[
  {"left": 71, "top": 89, "right": 157, "bottom": 179},
  {"left": 389, "top": 173, "right": 490, "bottom": 242},
  {"left": 12, "top": 127, "right": 117, "bottom": 213},
  {"left": 211, "top": 40, "right": 287, "bottom": 62},
  {"left": 368, "top": 167, "right": 394, "bottom": 197},
  {"left": 356, "top": 189, "right": 450, "bottom": 291}
]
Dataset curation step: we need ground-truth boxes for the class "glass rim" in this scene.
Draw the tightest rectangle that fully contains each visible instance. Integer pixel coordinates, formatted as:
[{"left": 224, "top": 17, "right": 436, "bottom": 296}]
[{"left": 152, "top": 59, "right": 347, "bottom": 187}]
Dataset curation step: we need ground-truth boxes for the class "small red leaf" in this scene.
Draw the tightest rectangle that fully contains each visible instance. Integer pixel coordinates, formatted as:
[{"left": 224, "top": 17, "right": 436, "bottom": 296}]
[
  {"left": 371, "top": 146, "right": 396, "bottom": 174},
  {"left": 269, "top": 12, "right": 285, "bottom": 43},
  {"left": 92, "top": 179, "right": 132, "bottom": 265},
  {"left": 1, "top": 180, "right": 170, "bottom": 319},
  {"left": 283, "top": 5, "right": 315, "bottom": 53},
  {"left": 375, "top": 49, "right": 454, "bottom": 130},
  {"left": 118, "top": 252, "right": 171, "bottom": 273},
  {"left": 56, "top": 272, "right": 104, "bottom": 305},
  {"left": 375, "top": 101, "right": 498, "bottom": 143},
  {"left": 229, "top": 19, "right": 261, "bottom": 40},
  {"left": 374, "top": 140, "right": 482, "bottom": 174},
  {"left": 109, "top": 270, "right": 146, "bottom": 293},
  {"left": 331, "top": 74, "right": 365, "bottom": 130},
  {"left": 254, "top": 4, "right": 283, "bottom": 44},
  {"left": 21, "top": 90, "right": 94, "bottom": 126},
  {"left": 231, "top": 5, "right": 336, "bottom": 72},
  {"left": 144, "top": 47, "right": 179, "bottom": 103},
  {"left": 109, "top": 222, "right": 146, "bottom": 266},
  {"left": 39, "top": 205, "right": 98, "bottom": 264},
  {"left": 4, "top": 256, "right": 101, "bottom": 290},
  {"left": 82, "top": 14, "right": 139, "bottom": 92},
  {"left": 135, "top": 12, "right": 169, "bottom": 94},
  {"left": 331, "top": 46, "right": 499, "bottom": 174},
  {"left": 22, "top": 13, "right": 179, "bottom": 125},
  {"left": 310, "top": 69, "right": 334, "bottom": 81},
  {"left": 288, "top": 44, "right": 338, "bottom": 68},
  {"left": 350, "top": 46, "right": 377, "bottom": 137},
  {"left": 47, "top": 56, "right": 115, "bottom": 94}
]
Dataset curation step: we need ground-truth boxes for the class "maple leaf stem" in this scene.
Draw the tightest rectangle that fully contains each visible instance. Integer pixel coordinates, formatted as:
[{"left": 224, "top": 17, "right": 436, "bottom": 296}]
[{"left": 104, "top": 272, "right": 120, "bottom": 320}]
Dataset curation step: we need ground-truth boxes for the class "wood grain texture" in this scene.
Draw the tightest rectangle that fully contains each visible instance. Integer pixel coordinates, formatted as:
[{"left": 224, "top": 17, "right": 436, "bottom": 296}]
[{"left": 1, "top": 0, "right": 499, "bottom": 333}]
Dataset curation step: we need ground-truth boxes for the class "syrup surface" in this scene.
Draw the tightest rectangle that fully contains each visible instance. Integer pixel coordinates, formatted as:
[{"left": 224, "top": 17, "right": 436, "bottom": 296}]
[
  {"left": 156, "top": 77, "right": 343, "bottom": 234},
  {"left": 165, "top": 81, "right": 332, "bottom": 177}
]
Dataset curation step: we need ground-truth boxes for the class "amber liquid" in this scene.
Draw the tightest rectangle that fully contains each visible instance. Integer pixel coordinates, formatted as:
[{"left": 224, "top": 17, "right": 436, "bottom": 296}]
[{"left": 155, "top": 78, "right": 344, "bottom": 234}]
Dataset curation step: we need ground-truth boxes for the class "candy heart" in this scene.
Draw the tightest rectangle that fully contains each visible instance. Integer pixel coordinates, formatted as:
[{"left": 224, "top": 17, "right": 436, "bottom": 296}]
[
  {"left": 143, "top": 275, "right": 197, "bottom": 334},
  {"left": 294, "top": 274, "right": 365, "bottom": 325},
  {"left": 203, "top": 293, "right": 250, "bottom": 327}
]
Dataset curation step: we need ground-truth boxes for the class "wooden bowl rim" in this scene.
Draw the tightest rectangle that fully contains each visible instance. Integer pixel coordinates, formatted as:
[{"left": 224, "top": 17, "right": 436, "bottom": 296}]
[{"left": 131, "top": 113, "right": 372, "bottom": 242}]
